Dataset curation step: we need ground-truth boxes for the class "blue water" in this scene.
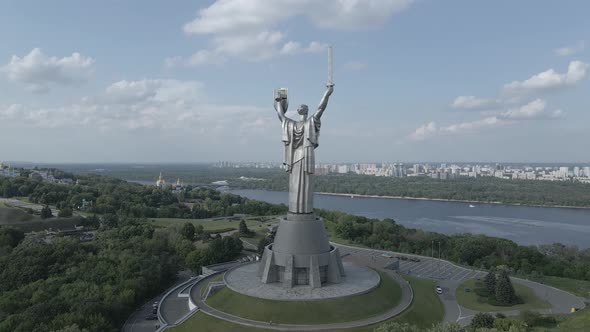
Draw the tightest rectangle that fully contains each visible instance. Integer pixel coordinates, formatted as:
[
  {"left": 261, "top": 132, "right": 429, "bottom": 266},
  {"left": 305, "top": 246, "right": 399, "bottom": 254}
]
[{"left": 229, "top": 189, "right": 590, "bottom": 248}]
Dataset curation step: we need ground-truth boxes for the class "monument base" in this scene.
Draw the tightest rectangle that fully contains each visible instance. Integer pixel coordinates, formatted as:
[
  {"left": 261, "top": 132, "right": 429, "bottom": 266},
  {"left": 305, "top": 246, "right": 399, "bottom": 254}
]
[
  {"left": 225, "top": 261, "right": 380, "bottom": 301},
  {"left": 257, "top": 213, "right": 345, "bottom": 288}
]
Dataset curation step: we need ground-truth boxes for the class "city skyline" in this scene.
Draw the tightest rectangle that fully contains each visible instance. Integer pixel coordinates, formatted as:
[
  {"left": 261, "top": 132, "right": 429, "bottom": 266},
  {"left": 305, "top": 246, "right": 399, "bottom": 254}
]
[{"left": 1, "top": 1, "right": 589, "bottom": 163}]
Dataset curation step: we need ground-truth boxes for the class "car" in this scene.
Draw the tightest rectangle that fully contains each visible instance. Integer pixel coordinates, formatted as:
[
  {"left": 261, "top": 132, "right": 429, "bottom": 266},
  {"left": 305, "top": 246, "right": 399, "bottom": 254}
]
[
  {"left": 381, "top": 253, "right": 393, "bottom": 258},
  {"left": 399, "top": 256, "right": 408, "bottom": 261},
  {"left": 152, "top": 307, "right": 157, "bottom": 315},
  {"left": 436, "top": 286, "right": 443, "bottom": 294},
  {"left": 145, "top": 314, "right": 158, "bottom": 321},
  {"left": 409, "top": 257, "right": 421, "bottom": 262}
]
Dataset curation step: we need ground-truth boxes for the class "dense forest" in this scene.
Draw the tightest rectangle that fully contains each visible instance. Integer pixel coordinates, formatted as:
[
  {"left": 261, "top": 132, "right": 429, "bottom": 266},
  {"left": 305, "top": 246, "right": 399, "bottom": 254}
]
[
  {"left": 0, "top": 217, "right": 243, "bottom": 332},
  {"left": 0, "top": 171, "right": 281, "bottom": 332},
  {"left": 234, "top": 172, "right": 590, "bottom": 208},
  {"left": 0, "top": 171, "right": 286, "bottom": 219},
  {"left": 320, "top": 209, "right": 590, "bottom": 281}
]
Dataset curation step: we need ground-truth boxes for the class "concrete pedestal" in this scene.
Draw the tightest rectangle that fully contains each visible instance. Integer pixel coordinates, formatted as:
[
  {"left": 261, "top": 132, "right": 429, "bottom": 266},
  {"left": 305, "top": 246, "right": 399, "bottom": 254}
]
[{"left": 258, "top": 213, "right": 345, "bottom": 288}]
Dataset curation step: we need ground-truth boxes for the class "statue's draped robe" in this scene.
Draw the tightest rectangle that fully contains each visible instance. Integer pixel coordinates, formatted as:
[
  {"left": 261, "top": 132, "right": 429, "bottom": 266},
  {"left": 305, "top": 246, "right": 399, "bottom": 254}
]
[{"left": 282, "top": 115, "right": 321, "bottom": 213}]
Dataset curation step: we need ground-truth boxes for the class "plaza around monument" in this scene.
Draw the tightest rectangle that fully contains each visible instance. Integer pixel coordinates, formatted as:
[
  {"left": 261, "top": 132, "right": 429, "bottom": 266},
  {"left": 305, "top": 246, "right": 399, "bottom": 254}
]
[{"left": 212, "top": 73, "right": 401, "bottom": 322}]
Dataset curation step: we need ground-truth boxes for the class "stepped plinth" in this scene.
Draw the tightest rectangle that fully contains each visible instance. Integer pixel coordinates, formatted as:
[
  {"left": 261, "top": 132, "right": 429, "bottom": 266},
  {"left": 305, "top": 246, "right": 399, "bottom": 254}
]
[{"left": 257, "top": 213, "right": 345, "bottom": 288}]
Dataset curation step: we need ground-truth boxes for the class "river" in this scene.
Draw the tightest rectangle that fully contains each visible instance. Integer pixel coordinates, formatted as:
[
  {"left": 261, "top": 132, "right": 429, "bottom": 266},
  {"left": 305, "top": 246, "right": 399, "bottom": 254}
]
[{"left": 229, "top": 189, "right": 590, "bottom": 248}]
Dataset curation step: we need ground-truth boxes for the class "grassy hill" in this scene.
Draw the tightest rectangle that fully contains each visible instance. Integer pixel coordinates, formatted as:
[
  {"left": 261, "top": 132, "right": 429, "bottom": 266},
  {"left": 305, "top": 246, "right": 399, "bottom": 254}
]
[{"left": 0, "top": 203, "right": 36, "bottom": 224}]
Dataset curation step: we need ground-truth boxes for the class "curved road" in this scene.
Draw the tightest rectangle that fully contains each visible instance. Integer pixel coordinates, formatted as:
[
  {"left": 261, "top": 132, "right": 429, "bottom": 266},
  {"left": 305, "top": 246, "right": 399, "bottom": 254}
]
[
  {"left": 126, "top": 243, "right": 586, "bottom": 331},
  {"left": 334, "top": 243, "right": 586, "bottom": 325}
]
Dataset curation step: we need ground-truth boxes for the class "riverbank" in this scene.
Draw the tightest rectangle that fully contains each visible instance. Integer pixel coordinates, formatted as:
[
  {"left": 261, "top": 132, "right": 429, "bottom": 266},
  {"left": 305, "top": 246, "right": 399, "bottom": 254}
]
[{"left": 315, "top": 192, "right": 590, "bottom": 210}]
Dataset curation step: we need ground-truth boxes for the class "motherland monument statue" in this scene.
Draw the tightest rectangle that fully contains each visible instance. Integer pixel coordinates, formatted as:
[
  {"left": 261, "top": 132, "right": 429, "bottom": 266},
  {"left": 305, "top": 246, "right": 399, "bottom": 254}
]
[{"left": 258, "top": 47, "right": 345, "bottom": 288}]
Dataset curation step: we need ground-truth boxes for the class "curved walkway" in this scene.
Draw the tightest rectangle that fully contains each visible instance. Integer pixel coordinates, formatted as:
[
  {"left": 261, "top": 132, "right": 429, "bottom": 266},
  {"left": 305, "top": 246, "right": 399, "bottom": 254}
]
[
  {"left": 333, "top": 243, "right": 586, "bottom": 325},
  {"left": 190, "top": 267, "right": 413, "bottom": 331}
]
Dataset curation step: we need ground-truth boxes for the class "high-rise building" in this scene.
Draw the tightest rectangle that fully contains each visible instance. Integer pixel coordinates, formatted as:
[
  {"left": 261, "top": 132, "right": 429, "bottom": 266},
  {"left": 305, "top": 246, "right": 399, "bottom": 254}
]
[
  {"left": 558, "top": 167, "right": 569, "bottom": 179},
  {"left": 573, "top": 167, "right": 580, "bottom": 177},
  {"left": 337, "top": 165, "right": 349, "bottom": 174},
  {"left": 413, "top": 164, "right": 420, "bottom": 174}
]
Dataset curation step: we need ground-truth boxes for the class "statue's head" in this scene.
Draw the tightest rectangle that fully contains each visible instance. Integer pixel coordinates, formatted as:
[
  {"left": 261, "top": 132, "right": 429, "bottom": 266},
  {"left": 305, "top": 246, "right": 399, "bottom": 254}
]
[{"left": 297, "top": 104, "right": 309, "bottom": 116}]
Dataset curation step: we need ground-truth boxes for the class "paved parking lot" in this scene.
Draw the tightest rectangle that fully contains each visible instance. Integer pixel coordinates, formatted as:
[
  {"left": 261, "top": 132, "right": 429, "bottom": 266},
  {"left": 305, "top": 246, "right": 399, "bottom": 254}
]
[{"left": 339, "top": 246, "right": 486, "bottom": 282}]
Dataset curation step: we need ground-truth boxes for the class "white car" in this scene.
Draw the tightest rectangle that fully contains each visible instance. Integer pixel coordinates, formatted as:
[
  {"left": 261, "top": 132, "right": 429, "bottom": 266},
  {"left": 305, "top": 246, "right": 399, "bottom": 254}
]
[{"left": 436, "top": 286, "right": 443, "bottom": 294}]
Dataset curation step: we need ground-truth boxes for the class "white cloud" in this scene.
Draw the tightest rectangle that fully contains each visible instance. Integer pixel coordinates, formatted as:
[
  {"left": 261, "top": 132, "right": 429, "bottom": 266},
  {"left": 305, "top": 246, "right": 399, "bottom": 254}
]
[
  {"left": 451, "top": 96, "right": 499, "bottom": 110},
  {"left": 280, "top": 41, "right": 328, "bottom": 55},
  {"left": 503, "top": 60, "right": 589, "bottom": 94},
  {"left": 184, "top": 0, "right": 412, "bottom": 33},
  {"left": 0, "top": 104, "right": 24, "bottom": 120},
  {"left": 343, "top": 61, "right": 368, "bottom": 71},
  {"left": 409, "top": 117, "right": 505, "bottom": 141},
  {"left": 554, "top": 41, "right": 585, "bottom": 56},
  {"left": 441, "top": 116, "right": 505, "bottom": 134},
  {"left": 1, "top": 78, "right": 273, "bottom": 136},
  {"left": 309, "top": 0, "right": 413, "bottom": 30},
  {"left": 409, "top": 99, "right": 563, "bottom": 141},
  {"left": 498, "top": 99, "right": 562, "bottom": 120},
  {"left": 173, "top": 0, "right": 413, "bottom": 65},
  {"left": 408, "top": 122, "right": 437, "bottom": 141},
  {"left": 1, "top": 48, "right": 94, "bottom": 93}
]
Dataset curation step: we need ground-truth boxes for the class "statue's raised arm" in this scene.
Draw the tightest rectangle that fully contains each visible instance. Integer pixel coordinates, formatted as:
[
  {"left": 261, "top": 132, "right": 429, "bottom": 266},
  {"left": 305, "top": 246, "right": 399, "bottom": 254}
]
[{"left": 313, "top": 85, "right": 334, "bottom": 120}]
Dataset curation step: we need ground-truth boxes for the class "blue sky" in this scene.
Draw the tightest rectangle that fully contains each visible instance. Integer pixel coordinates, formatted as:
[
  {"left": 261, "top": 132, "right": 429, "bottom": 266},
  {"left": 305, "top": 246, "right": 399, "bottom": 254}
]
[{"left": 0, "top": 0, "right": 588, "bottom": 163}]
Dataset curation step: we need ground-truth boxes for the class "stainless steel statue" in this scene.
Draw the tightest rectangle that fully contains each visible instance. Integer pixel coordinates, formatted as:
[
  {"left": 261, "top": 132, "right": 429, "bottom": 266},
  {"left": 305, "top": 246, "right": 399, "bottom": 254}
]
[
  {"left": 273, "top": 85, "right": 333, "bottom": 214},
  {"left": 258, "top": 47, "right": 345, "bottom": 289}
]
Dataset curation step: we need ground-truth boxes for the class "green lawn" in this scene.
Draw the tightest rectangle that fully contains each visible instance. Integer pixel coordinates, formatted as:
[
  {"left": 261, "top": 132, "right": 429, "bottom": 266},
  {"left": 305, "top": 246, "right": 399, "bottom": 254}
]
[
  {"left": 152, "top": 217, "right": 277, "bottom": 233},
  {"left": 201, "top": 273, "right": 226, "bottom": 298},
  {"left": 522, "top": 275, "right": 590, "bottom": 299},
  {"left": 390, "top": 275, "right": 445, "bottom": 328},
  {"left": 334, "top": 274, "right": 445, "bottom": 331},
  {"left": 554, "top": 307, "right": 590, "bottom": 332},
  {"left": 168, "top": 312, "right": 265, "bottom": 332},
  {"left": 0, "top": 204, "right": 37, "bottom": 224},
  {"left": 172, "top": 274, "right": 443, "bottom": 332},
  {"left": 456, "top": 278, "right": 551, "bottom": 312},
  {"left": 205, "top": 271, "right": 401, "bottom": 324}
]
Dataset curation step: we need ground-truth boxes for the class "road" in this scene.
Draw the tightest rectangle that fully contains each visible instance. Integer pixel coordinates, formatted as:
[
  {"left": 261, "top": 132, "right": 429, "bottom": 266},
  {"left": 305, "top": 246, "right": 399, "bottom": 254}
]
[
  {"left": 123, "top": 243, "right": 586, "bottom": 330},
  {"left": 122, "top": 294, "right": 162, "bottom": 332},
  {"left": 123, "top": 272, "right": 195, "bottom": 332},
  {"left": 335, "top": 243, "right": 586, "bottom": 324}
]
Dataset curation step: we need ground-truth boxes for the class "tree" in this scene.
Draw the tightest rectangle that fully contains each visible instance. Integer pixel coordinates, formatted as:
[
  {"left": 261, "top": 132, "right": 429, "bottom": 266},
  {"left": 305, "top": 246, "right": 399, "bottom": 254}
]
[
  {"left": 484, "top": 270, "right": 496, "bottom": 294},
  {"left": 0, "top": 227, "right": 25, "bottom": 248},
  {"left": 493, "top": 318, "right": 527, "bottom": 332},
  {"left": 471, "top": 312, "right": 495, "bottom": 330},
  {"left": 239, "top": 220, "right": 252, "bottom": 237},
  {"left": 374, "top": 322, "right": 421, "bottom": 332},
  {"left": 185, "top": 249, "right": 203, "bottom": 274},
  {"left": 101, "top": 213, "right": 119, "bottom": 228},
  {"left": 58, "top": 207, "right": 73, "bottom": 218},
  {"left": 195, "top": 224, "right": 204, "bottom": 235},
  {"left": 495, "top": 271, "right": 516, "bottom": 305},
  {"left": 53, "top": 324, "right": 89, "bottom": 332},
  {"left": 40, "top": 205, "right": 53, "bottom": 219},
  {"left": 427, "top": 323, "right": 464, "bottom": 332},
  {"left": 181, "top": 222, "right": 195, "bottom": 241}
]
